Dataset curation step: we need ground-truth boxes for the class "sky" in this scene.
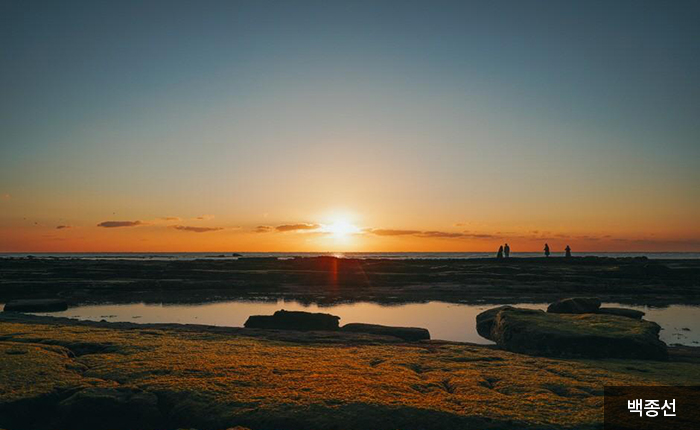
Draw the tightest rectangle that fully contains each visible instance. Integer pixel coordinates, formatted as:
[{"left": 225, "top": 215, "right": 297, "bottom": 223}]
[{"left": 1, "top": 0, "right": 699, "bottom": 252}]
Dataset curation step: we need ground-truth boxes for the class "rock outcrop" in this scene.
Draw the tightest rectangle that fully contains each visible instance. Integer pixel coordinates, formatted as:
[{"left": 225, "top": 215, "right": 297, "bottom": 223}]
[
  {"left": 597, "top": 307, "right": 645, "bottom": 319},
  {"left": 244, "top": 310, "right": 340, "bottom": 331},
  {"left": 341, "top": 323, "right": 430, "bottom": 341},
  {"left": 477, "top": 306, "right": 667, "bottom": 360},
  {"left": 56, "top": 388, "right": 161, "bottom": 430},
  {"left": 547, "top": 297, "right": 601, "bottom": 314},
  {"left": 3, "top": 299, "right": 68, "bottom": 312}
]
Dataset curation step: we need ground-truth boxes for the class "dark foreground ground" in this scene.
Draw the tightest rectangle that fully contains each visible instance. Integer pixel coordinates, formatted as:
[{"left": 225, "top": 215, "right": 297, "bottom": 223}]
[
  {"left": 1, "top": 312, "right": 700, "bottom": 430},
  {"left": 1, "top": 256, "right": 699, "bottom": 306}
]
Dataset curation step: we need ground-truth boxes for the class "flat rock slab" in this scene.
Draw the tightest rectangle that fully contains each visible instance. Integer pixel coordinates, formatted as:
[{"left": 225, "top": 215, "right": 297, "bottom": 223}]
[
  {"left": 3, "top": 299, "right": 68, "bottom": 313},
  {"left": 477, "top": 306, "right": 667, "bottom": 360},
  {"left": 244, "top": 310, "right": 340, "bottom": 331},
  {"left": 341, "top": 323, "right": 430, "bottom": 341},
  {"left": 598, "top": 307, "right": 645, "bottom": 320}
]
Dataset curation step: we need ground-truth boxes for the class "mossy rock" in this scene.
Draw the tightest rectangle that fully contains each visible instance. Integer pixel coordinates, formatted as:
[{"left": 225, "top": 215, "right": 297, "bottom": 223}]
[
  {"left": 597, "top": 307, "right": 645, "bottom": 320},
  {"left": 56, "top": 388, "right": 161, "bottom": 430},
  {"left": 341, "top": 323, "right": 430, "bottom": 341},
  {"left": 478, "top": 307, "right": 668, "bottom": 360},
  {"left": 547, "top": 297, "right": 601, "bottom": 314}
]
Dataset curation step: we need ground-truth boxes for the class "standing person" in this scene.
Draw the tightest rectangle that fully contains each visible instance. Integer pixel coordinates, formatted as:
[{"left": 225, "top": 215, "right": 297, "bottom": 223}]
[
  {"left": 497, "top": 245, "right": 504, "bottom": 259},
  {"left": 544, "top": 243, "right": 550, "bottom": 257},
  {"left": 565, "top": 245, "right": 571, "bottom": 258},
  {"left": 504, "top": 243, "right": 510, "bottom": 258}
]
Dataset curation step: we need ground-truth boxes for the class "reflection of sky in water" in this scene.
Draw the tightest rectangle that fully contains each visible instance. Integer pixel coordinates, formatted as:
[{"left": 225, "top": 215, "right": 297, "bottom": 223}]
[{"left": 16, "top": 301, "right": 700, "bottom": 346}]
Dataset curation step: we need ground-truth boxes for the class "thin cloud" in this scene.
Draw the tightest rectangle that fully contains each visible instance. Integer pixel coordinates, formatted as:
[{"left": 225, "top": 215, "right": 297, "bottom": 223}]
[
  {"left": 418, "top": 231, "right": 466, "bottom": 238},
  {"left": 97, "top": 220, "right": 145, "bottom": 228},
  {"left": 195, "top": 215, "right": 215, "bottom": 221},
  {"left": 56, "top": 225, "right": 73, "bottom": 230},
  {"left": 1, "top": 193, "right": 10, "bottom": 200},
  {"left": 276, "top": 223, "right": 320, "bottom": 232},
  {"left": 159, "top": 216, "right": 181, "bottom": 222},
  {"left": 171, "top": 225, "right": 223, "bottom": 233},
  {"left": 367, "top": 229, "right": 422, "bottom": 236},
  {"left": 255, "top": 225, "right": 274, "bottom": 233}
]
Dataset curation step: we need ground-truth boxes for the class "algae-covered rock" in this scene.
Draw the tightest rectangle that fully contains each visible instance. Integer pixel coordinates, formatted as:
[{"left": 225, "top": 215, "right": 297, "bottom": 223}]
[
  {"left": 475, "top": 305, "right": 514, "bottom": 340},
  {"left": 56, "top": 388, "right": 161, "bottom": 430},
  {"left": 477, "top": 306, "right": 667, "bottom": 360},
  {"left": 547, "top": 297, "right": 601, "bottom": 314},
  {"left": 598, "top": 307, "right": 645, "bottom": 320},
  {"left": 3, "top": 299, "right": 68, "bottom": 312},
  {"left": 341, "top": 323, "right": 430, "bottom": 341},
  {"left": 244, "top": 310, "right": 340, "bottom": 331}
]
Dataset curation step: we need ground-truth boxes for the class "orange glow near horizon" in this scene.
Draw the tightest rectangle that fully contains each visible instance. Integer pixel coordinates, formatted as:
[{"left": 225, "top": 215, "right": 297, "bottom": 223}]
[{"left": 0, "top": 206, "right": 698, "bottom": 253}]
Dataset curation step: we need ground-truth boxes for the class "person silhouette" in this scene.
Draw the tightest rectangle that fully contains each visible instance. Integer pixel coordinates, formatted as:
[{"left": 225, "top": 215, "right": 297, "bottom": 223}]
[
  {"left": 544, "top": 243, "right": 550, "bottom": 257},
  {"left": 565, "top": 245, "right": 571, "bottom": 258},
  {"left": 504, "top": 243, "right": 510, "bottom": 258},
  {"left": 497, "top": 245, "right": 504, "bottom": 259}
]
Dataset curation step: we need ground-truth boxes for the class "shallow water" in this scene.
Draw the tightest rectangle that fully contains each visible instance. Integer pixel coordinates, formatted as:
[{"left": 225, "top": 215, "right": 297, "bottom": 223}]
[{"left": 10, "top": 300, "right": 700, "bottom": 346}]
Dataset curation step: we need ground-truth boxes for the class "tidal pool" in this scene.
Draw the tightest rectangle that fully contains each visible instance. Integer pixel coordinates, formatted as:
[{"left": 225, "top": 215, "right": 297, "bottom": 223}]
[{"left": 6, "top": 300, "right": 698, "bottom": 345}]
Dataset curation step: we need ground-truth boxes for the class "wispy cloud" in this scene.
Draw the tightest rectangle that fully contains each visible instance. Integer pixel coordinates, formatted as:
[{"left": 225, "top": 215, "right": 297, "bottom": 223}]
[
  {"left": 170, "top": 225, "right": 223, "bottom": 233},
  {"left": 276, "top": 223, "right": 320, "bottom": 232},
  {"left": 97, "top": 220, "right": 145, "bottom": 228},
  {"left": 367, "top": 228, "right": 470, "bottom": 238},
  {"left": 255, "top": 225, "right": 274, "bottom": 233},
  {"left": 56, "top": 225, "right": 73, "bottom": 230},
  {"left": 159, "top": 216, "right": 181, "bottom": 222},
  {"left": 195, "top": 215, "right": 215, "bottom": 221},
  {"left": 367, "top": 229, "right": 422, "bottom": 236}
]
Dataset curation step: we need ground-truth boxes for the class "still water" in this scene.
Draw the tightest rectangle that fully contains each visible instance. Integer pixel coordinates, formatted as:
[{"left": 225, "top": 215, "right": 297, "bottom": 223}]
[{"left": 15, "top": 300, "right": 700, "bottom": 346}]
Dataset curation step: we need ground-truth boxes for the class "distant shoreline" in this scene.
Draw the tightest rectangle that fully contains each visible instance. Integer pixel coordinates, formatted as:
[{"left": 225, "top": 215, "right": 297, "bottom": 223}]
[
  {"left": 1, "top": 256, "right": 699, "bottom": 307},
  {"left": 2, "top": 251, "right": 700, "bottom": 261}
]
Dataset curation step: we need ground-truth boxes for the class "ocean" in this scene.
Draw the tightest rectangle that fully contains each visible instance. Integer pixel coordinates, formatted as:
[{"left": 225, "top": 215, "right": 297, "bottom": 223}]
[{"left": 1, "top": 252, "right": 699, "bottom": 260}]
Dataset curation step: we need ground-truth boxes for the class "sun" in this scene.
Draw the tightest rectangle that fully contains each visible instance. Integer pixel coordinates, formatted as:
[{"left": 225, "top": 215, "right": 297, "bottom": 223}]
[{"left": 323, "top": 220, "right": 360, "bottom": 239}]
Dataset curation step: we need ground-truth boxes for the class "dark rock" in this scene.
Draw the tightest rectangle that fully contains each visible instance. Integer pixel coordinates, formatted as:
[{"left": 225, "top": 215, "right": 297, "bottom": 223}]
[
  {"left": 341, "top": 323, "right": 430, "bottom": 341},
  {"left": 597, "top": 307, "right": 645, "bottom": 320},
  {"left": 475, "top": 305, "right": 514, "bottom": 340},
  {"left": 476, "top": 306, "right": 667, "bottom": 360},
  {"left": 56, "top": 388, "right": 161, "bottom": 430},
  {"left": 3, "top": 299, "right": 68, "bottom": 312},
  {"left": 244, "top": 310, "right": 340, "bottom": 331},
  {"left": 547, "top": 297, "right": 601, "bottom": 314}
]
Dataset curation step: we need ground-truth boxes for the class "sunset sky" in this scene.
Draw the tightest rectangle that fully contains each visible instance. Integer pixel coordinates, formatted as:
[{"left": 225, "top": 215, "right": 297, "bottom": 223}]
[{"left": 1, "top": 1, "right": 699, "bottom": 252}]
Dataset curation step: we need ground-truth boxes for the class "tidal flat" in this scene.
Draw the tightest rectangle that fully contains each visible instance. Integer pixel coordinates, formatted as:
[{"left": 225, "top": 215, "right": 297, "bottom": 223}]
[
  {"left": 2, "top": 256, "right": 699, "bottom": 429},
  {"left": 1, "top": 256, "right": 699, "bottom": 306}
]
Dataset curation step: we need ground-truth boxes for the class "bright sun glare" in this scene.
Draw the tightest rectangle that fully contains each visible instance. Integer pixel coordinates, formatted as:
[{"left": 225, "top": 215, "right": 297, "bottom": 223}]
[{"left": 324, "top": 220, "right": 360, "bottom": 239}]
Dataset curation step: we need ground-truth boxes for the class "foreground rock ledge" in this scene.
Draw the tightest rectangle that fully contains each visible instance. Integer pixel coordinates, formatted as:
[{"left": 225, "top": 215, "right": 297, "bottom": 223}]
[{"left": 477, "top": 306, "right": 668, "bottom": 360}]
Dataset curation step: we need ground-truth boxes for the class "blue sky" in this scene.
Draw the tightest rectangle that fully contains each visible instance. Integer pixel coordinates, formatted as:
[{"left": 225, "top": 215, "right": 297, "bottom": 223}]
[{"left": 1, "top": 0, "right": 699, "bottom": 251}]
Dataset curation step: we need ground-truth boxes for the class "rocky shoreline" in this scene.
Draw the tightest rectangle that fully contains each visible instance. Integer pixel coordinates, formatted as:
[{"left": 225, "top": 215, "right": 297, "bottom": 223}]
[
  {"left": 1, "top": 312, "right": 700, "bottom": 430},
  {"left": 1, "top": 256, "right": 699, "bottom": 306}
]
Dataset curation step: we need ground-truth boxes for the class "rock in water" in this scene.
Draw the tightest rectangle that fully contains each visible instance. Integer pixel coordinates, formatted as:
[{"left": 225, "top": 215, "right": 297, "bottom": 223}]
[
  {"left": 341, "top": 323, "right": 430, "bottom": 341},
  {"left": 476, "top": 306, "right": 667, "bottom": 360},
  {"left": 547, "top": 297, "right": 601, "bottom": 314},
  {"left": 244, "top": 310, "right": 340, "bottom": 331},
  {"left": 597, "top": 307, "right": 645, "bottom": 320},
  {"left": 3, "top": 299, "right": 68, "bottom": 312},
  {"left": 475, "top": 305, "right": 514, "bottom": 340}
]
